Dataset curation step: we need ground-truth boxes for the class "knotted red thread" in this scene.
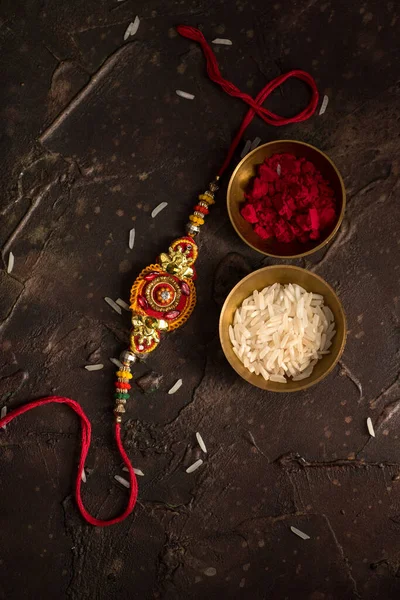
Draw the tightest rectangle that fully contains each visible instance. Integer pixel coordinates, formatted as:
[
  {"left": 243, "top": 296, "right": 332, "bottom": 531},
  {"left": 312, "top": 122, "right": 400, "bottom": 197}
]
[
  {"left": 0, "top": 27, "right": 318, "bottom": 527},
  {"left": 0, "top": 396, "right": 138, "bottom": 527},
  {"left": 176, "top": 25, "right": 319, "bottom": 176}
]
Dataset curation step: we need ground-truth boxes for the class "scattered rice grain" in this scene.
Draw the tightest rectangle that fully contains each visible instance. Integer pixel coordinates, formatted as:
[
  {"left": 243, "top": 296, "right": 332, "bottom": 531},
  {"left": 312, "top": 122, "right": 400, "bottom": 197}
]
[
  {"left": 176, "top": 90, "right": 195, "bottom": 100},
  {"left": 1, "top": 406, "right": 7, "bottom": 430},
  {"left": 110, "top": 357, "right": 123, "bottom": 369},
  {"left": 116, "top": 298, "right": 130, "bottom": 311},
  {"left": 250, "top": 136, "right": 261, "bottom": 150},
  {"left": 81, "top": 468, "right": 86, "bottom": 483},
  {"left": 128, "top": 227, "right": 135, "bottom": 249},
  {"left": 196, "top": 432, "right": 207, "bottom": 453},
  {"left": 124, "top": 16, "right": 140, "bottom": 40},
  {"left": 240, "top": 140, "right": 252, "bottom": 158},
  {"left": 212, "top": 38, "right": 233, "bottom": 45},
  {"left": 151, "top": 201, "right": 168, "bottom": 218},
  {"left": 186, "top": 459, "right": 203, "bottom": 473},
  {"left": 122, "top": 466, "right": 145, "bottom": 476},
  {"left": 168, "top": 378, "right": 182, "bottom": 394},
  {"left": 7, "top": 252, "right": 14, "bottom": 274},
  {"left": 367, "top": 417, "right": 375, "bottom": 438},
  {"left": 104, "top": 297, "right": 122, "bottom": 314},
  {"left": 85, "top": 364, "right": 104, "bottom": 371},
  {"left": 114, "top": 475, "right": 130, "bottom": 488},
  {"left": 290, "top": 526, "right": 310, "bottom": 540},
  {"left": 319, "top": 94, "right": 329, "bottom": 115}
]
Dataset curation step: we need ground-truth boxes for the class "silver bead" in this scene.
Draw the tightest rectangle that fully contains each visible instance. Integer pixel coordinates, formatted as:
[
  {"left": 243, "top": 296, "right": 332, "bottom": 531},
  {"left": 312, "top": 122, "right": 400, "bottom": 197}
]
[
  {"left": 193, "top": 211, "right": 206, "bottom": 219},
  {"left": 186, "top": 223, "right": 200, "bottom": 236},
  {"left": 120, "top": 350, "right": 138, "bottom": 365}
]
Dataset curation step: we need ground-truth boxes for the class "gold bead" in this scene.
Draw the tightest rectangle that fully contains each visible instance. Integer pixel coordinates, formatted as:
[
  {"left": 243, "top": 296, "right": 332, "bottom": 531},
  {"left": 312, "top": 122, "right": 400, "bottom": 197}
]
[{"left": 115, "top": 415, "right": 122, "bottom": 423}]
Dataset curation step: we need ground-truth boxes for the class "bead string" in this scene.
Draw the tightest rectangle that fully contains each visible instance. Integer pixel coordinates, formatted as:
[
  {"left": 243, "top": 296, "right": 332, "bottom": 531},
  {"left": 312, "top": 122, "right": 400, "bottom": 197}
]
[{"left": 0, "top": 26, "right": 318, "bottom": 526}]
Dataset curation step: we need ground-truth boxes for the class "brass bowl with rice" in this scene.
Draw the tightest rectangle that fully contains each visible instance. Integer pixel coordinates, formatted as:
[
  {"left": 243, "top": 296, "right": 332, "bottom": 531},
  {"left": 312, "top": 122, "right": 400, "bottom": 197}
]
[{"left": 219, "top": 265, "right": 346, "bottom": 392}]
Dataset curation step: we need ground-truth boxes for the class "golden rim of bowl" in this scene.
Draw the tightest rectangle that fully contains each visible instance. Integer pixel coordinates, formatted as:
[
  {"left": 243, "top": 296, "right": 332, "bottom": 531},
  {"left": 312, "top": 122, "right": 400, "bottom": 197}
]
[
  {"left": 226, "top": 139, "right": 347, "bottom": 259},
  {"left": 219, "top": 265, "right": 347, "bottom": 392}
]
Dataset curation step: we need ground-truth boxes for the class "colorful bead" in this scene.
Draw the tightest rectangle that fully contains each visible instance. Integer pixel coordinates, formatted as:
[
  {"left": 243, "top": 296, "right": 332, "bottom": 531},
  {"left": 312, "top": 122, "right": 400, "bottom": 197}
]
[
  {"left": 189, "top": 215, "right": 204, "bottom": 226},
  {"left": 186, "top": 223, "right": 200, "bottom": 236},
  {"left": 114, "top": 395, "right": 127, "bottom": 403},
  {"left": 199, "top": 193, "right": 215, "bottom": 205},
  {"left": 120, "top": 350, "right": 137, "bottom": 365},
  {"left": 115, "top": 392, "right": 130, "bottom": 400},
  {"left": 114, "top": 382, "right": 131, "bottom": 390},
  {"left": 116, "top": 370, "right": 133, "bottom": 379},
  {"left": 194, "top": 204, "right": 209, "bottom": 215}
]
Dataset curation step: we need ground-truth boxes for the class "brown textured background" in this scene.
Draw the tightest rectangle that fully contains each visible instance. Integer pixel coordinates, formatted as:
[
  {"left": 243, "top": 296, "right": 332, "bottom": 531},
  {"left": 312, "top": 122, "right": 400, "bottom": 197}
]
[{"left": 1, "top": 1, "right": 400, "bottom": 598}]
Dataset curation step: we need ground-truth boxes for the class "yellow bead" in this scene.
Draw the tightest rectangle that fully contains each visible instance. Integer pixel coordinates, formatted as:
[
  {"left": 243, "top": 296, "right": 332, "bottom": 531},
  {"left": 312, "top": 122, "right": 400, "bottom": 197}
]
[
  {"left": 189, "top": 215, "right": 204, "bottom": 226},
  {"left": 116, "top": 370, "right": 133, "bottom": 379}
]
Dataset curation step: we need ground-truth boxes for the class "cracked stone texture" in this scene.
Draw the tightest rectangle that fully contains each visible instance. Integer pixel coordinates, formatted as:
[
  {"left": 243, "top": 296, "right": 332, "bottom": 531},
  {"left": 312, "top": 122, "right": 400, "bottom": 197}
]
[{"left": 0, "top": 0, "right": 399, "bottom": 598}]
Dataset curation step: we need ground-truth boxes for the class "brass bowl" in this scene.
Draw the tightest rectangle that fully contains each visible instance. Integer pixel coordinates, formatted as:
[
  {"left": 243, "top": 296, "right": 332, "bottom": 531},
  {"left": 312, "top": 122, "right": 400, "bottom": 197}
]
[
  {"left": 219, "top": 265, "right": 347, "bottom": 392},
  {"left": 227, "top": 140, "right": 346, "bottom": 258}
]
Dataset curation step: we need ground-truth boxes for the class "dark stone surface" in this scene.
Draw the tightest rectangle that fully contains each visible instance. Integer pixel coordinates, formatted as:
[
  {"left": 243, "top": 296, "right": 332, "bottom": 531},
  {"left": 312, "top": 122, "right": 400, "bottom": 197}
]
[{"left": 1, "top": 1, "right": 400, "bottom": 598}]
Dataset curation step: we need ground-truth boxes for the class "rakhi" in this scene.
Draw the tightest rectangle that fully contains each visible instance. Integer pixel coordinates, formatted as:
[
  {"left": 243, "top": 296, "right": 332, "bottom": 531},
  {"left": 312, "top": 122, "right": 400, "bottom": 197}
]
[{"left": 0, "top": 26, "right": 318, "bottom": 526}]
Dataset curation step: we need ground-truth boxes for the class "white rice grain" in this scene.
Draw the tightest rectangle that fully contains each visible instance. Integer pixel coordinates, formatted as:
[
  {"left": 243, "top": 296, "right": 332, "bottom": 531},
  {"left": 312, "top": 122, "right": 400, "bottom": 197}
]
[
  {"left": 250, "top": 136, "right": 261, "bottom": 150},
  {"left": 110, "top": 357, "right": 123, "bottom": 369},
  {"left": 1, "top": 406, "right": 7, "bottom": 430},
  {"left": 81, "top": 468, "right": 86, "bottom": 483},
  {"left": 168, "top": 379, "right": 182, "bottom": 394},
  {"left": 128, "top": 227, "right": 135, "bottom": 249},
  {"left": 151, "top": 202, "right": 168, "bottom": 217},
  {"left": 7, "top": 252, "right": 14, "bottom": 274},
  {"left": 122, "top": 466, "right": 145, "bottom": 476},
  {"left": 104, "top": 297, "right": 122, "bottom": 314},
  {"left": 186, "top": 459, "right": 203, "bottom": 473},
  {"left": 176, "top": 90, "right": 195, "bottom": 100},
  {"left": 212, "top": 38, "right": 233, "bottom": 45},
  {"left": 367, "top": 417, "right": 375, "bottom": 438},
  {"left": 85, "top": 364, "right": 104, "bottom": 371},
  {"left": 124, "top": 16, "right": 140, "bottom": 40},
  {"left": 270, "top": 374, "right": 287, "bottom": 383},
  {"left": 116, "top": 298, "right": 130, "bottom": 311},
  {"left": 319, "top": 94, "right": 329, "bottom": 115},
  {"left": 290, "top": 526, "right": 310, "bottom": 540},
  {"left": 114, "top": 475, "right": 130, "bottom": 488},
  {"left": 240, "top": 140, "right": 252, "bottom": 158},
  {"left": 196, "top": 432, "right": 207, "bottom": 453}
]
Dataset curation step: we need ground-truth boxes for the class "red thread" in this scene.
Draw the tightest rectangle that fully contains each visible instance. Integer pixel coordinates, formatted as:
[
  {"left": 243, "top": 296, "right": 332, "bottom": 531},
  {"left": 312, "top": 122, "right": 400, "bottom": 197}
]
[
  {"left": 0, "top": 396, "right": 138, "bottom": 527},
  {"left": 176, "top": 25, "right": 319, "bottom": 176}
]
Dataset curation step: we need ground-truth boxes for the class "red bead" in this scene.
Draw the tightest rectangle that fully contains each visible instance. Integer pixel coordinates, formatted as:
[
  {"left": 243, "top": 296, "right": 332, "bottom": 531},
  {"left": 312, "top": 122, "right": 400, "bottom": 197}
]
[
  {"left": 194, "top": 204, "right": 209, "bottom": 215},
  {"left": 180, "top": 281, "right": 190, "bottom": 296},
  {"left": 144, "top": 272, "right": 159, "bottom": 281},
  {"left": 114, "top": 382, "right": 131, "bottom": 390},
  {"left": 138, "top": 295, "right": 149, "bottom": 309},
  {"left": 165, "top": 310, "right": 180, "bottom": 320}
]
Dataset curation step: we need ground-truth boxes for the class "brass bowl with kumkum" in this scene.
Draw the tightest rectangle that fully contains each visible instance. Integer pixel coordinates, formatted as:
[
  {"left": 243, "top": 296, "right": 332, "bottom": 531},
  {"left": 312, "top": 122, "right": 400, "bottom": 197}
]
[{"left": 227, "top": 140, "right": 346, "bottom": 259}]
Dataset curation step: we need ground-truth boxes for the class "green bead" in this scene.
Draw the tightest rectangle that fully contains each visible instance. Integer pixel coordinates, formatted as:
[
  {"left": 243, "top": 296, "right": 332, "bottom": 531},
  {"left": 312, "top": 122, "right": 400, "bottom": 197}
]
[{"left": 115, "top": 392, "right": 129, "bottom": 400}]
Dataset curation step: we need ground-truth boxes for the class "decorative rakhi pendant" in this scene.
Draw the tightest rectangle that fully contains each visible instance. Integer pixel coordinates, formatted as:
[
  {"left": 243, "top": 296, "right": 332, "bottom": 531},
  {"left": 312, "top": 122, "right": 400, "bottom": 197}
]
[{"left": 112, "top": 178, "right": 219, "bottom": 422}]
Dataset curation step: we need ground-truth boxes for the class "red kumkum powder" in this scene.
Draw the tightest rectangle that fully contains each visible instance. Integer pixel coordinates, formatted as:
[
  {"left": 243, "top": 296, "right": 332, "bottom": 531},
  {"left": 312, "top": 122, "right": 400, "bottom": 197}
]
[{"left": 241, "top": 153, "right": 337, "bottom": 243}]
